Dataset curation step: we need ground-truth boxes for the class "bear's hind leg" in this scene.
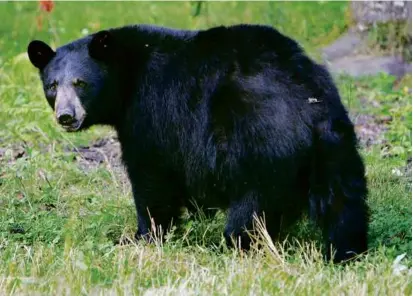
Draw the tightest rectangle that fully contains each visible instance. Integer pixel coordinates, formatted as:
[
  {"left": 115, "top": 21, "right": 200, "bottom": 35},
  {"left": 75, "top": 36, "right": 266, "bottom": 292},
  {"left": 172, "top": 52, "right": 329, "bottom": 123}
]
[
  {"left": 311, "top": 121, "right": 369, "bottom": 263},
  {"left": 313, "top": 169, "right": 368, "bottom": 263}
]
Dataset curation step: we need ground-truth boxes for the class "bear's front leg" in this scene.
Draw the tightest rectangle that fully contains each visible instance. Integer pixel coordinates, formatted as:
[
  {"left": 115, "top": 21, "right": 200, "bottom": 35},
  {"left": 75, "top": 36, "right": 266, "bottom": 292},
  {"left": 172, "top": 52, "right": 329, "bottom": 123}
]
[
  {"left": 134, "top": 197, "right": 178, "bottom": 242},
  {"left": 224, "top": 192, "right": 260, "bottom": 250},
  {"left": 129, "top": 169, "right": 187, "bottom": 243}
]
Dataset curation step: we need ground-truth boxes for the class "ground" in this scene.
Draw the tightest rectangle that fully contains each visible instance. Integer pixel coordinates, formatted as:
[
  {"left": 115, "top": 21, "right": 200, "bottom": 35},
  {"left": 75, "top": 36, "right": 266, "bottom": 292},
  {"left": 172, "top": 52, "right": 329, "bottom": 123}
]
[{"left": 0, "top": 2, "right": 411, "bottom": 295}]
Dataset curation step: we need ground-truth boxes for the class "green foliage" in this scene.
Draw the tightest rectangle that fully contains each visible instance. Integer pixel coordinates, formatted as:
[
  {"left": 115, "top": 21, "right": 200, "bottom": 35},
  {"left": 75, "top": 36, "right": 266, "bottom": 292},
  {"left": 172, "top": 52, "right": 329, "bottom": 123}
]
[
  {"left": 366, "top": 154, "right": 412, "bottom": 258},
  {"left": 367, "top": 21, "right": 412, "bottom": 62},
  {"left": 0, "top": 1, "right": 348, "bottom": 60},
  {"left": 338, "top": 73, "right": 412, "bottom": 159}
]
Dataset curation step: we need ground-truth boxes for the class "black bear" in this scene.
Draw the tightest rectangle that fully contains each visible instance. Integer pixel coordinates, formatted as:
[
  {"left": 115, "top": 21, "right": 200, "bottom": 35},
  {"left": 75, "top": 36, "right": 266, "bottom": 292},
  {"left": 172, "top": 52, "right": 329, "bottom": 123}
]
[{"left": 27, "top": 24, "right": 369, "bottom": 263}]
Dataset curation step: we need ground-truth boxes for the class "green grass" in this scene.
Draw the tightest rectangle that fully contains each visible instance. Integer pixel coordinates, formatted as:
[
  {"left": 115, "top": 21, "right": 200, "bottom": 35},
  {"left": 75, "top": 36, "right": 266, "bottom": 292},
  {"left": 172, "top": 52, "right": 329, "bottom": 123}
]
[{"left": 0, "top": 1, "right": 412, "bottom": 295}]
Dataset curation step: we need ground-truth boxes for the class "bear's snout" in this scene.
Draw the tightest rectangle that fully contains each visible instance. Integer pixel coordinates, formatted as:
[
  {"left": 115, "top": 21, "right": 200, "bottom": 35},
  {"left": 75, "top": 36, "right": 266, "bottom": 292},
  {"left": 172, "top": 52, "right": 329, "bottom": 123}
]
[
  {"left": 54, "top": 87, "right": 86, "bottom": 132},
  {"left": 57, "top": 110, "right": 76, "bottom": 126}
]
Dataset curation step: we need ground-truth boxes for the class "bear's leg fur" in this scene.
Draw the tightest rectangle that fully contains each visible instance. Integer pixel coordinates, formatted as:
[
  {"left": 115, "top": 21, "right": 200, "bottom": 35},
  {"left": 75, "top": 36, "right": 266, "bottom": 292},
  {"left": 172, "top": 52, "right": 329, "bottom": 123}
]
[
  {"left": 310, "top": 120, "right": 368, "bottom": 263},
  {"left": 130, "top": 169, "right": 187, "bottom": 242},
  {"left": 223, "top": 192, "right": 260, "bottom": 249}
]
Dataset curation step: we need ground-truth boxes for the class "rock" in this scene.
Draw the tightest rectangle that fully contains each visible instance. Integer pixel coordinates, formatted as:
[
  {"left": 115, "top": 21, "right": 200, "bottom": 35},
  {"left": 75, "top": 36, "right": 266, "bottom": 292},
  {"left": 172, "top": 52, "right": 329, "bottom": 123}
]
[
  {"left": 326, "top": 55, "right": 411, "bottom": 78},
  {"left": 322, "top": 1, "right": 412, "bottom": 78},
  {"left": 350, "top": 1, "right": 412, "bottom": 26},
  {"left": 322, "top": 28, "right": 367, "bottom": 61}
]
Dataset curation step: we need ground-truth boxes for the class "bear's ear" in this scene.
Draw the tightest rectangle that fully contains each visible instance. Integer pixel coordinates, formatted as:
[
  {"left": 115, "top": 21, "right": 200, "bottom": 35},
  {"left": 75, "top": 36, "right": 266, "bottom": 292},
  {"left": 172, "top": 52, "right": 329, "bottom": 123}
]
[
  {"left": 89, "top": 30, "right": 113, "bottom": 61},
  {"left": 27, "top": 40, "right": 56, "bottom": 69}
]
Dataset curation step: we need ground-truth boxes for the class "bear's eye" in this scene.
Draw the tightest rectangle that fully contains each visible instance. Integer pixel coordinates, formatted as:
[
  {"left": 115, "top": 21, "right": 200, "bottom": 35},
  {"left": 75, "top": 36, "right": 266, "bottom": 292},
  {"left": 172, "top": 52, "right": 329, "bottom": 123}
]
[
  {"left": 46, "top": 81, "right": 58, "bottom": 91},
  {"left": 73, "top": 79, "right": 87, "bottom": 88}
]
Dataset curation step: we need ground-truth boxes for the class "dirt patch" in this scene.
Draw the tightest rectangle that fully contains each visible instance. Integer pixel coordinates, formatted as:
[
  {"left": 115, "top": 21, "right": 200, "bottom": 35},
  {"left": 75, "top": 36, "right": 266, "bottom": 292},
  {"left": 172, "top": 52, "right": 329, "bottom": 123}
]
[
  {"left": 64, "top": 135, "right": 130, "bottom": 186},
  {"left": 67, "top": 136, "right": 123, "bottom": 170},
  {"left": 350, "top": 113, "right": 388, "bottom": 147},
  {"left": 0, "top": 144, "right": 28, "bottom": 163}
]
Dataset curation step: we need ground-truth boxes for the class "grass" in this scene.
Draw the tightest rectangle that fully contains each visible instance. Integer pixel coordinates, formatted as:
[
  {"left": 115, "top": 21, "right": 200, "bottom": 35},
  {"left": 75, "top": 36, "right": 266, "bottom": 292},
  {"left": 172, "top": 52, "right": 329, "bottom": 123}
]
[{"left": 0, "top": 1, "right": 412, "bottom": 295}]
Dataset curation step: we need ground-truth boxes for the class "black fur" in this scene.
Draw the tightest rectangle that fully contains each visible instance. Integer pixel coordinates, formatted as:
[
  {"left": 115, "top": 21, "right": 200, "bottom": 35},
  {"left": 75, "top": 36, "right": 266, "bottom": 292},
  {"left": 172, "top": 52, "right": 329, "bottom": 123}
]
[{"left": 28, "top": 24, "right": 369, "bottom": 263}]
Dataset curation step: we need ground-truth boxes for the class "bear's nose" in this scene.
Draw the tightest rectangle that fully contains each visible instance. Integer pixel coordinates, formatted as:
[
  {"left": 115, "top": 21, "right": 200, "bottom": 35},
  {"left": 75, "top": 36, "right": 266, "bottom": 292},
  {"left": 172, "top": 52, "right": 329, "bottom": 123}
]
[{"left": 57, "top": 110, "right": 75, "bottom": 125}]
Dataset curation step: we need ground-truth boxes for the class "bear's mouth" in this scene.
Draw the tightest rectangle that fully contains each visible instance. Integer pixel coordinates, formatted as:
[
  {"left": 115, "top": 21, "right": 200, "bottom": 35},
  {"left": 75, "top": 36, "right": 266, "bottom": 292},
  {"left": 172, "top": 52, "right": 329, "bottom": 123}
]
[
  {"left": 60, "top": 116, "right": 85, "bottom": 132},
  {"left": 61, "top": 123, "right": 80, "bottom": 132}
]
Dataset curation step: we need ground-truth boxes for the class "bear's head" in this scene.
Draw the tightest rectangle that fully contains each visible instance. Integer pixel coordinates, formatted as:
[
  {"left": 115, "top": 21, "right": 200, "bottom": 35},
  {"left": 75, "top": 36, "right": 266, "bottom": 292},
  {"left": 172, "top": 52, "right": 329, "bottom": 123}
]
[{"left": 27, "top": 30, "right": 121, "bottom": 132}]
